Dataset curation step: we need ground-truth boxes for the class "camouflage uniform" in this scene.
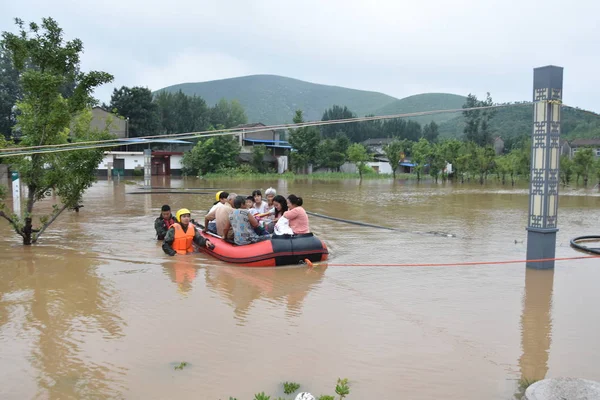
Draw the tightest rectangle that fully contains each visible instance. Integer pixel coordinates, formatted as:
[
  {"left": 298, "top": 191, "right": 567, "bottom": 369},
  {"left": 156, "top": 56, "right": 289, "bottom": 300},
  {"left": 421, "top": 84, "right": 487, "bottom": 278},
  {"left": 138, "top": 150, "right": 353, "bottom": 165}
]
[{"left": 154, "top": 214, "right": 176, "bottom": 240}]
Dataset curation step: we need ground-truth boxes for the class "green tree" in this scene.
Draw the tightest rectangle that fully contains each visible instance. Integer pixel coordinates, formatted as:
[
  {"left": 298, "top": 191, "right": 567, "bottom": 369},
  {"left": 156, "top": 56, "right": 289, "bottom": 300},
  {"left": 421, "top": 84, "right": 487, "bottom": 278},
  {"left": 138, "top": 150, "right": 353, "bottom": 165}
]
[
  {"left": 469, "top": 145, "right": 496, "bottom": 184},
  {"left": 560, "top": 154, "right": 573, "bottom": 185},
  {"left": 251, "top": 144, "right": 267, "bottom": 173},
  {"left": 334, "top": 131, "right": 351, "bottom": 154},
  {"left": 439, "top": 139, "right": 463, "bottom": 180},
  {"left": 428, "top": 143, "right": 447, "bottom": 182},
  {"left": 181, "top": 134, "right": 240, "bottom": 176},
  {"left": 383, "top": 139, "right": 405, "bottom": 179},
  {"left": 210, "top": 98, "right": 247, "bottom": 128},
  {"left": 321, "top": 105, "right": 356, "bottom": 140},
  {"left": 109, "top": 86, "right": 159, "bottom": 137},
  {"left": 288, "top": 110, "right": 320, "bottom": 173},
  {"left": 594, "top": 157, "right": 600, "bottom": 188},
  {"left": 463, "top": 92, "right": 496, "bottom": 146},
  {"left": 154, "top": 90, "right": 210, "bottom": 135},
  {"left": 495, "top": 154, "right": 511, "bottom": 184},
  {"left": 422, "top": 121, "right": 439, "bottom": 143},
  {"left": 0, "top": 46, "right": 22, "bottom": 139},
  {"left": 411, "top": 137, "right": 432, "bottom": 181},
  {"left": 507, "top": 151, "right": 521, "bottom": 186},
  {"left": 316, "top": 139, "right": 344, "bottom": 171},
  {"left": 572, "top": 147, "right": 595, "bottom": 186},
  {"left": 347, "top": 143, "right": 371, "bottom": 179},
  {"left": 0, "top": 17, "right": 113, "bottom": 245}
]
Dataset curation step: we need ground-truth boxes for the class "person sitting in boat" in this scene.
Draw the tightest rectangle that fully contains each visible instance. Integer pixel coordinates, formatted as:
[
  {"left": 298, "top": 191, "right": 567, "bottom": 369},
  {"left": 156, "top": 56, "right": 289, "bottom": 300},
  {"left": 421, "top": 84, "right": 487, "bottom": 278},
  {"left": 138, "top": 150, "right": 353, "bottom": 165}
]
[
  {"left": 163, "top": 208, "right": 215, "bottom": 256},
  {"left": 245, "top": 195, "right": 257, "bottom": 214},
  {"left": 155, "top": 204, "right": 176, "bottom": 240},
  {"left": 223, "top": 196, "right": 270, "bottom": 246},
  {"left": 257, "top": 194, "right": 288, "bottom": 233},
  {"left": 251, "top": 189, "right": 269, "bottom": 215},
  {"left": 207, "top": 191, "right": 228, "bottom": 213},
  {"left": 284, "top": 194, "right": 310, "bottom": 234},
  {"left": 265, "top": 187, "right": 276, "bottom": 209},
  {"left": 204, "top": 192, "right": 236, "bottom": 238},
  {"left": 206, "top": 191, "right": 229, "bottom": 233}
]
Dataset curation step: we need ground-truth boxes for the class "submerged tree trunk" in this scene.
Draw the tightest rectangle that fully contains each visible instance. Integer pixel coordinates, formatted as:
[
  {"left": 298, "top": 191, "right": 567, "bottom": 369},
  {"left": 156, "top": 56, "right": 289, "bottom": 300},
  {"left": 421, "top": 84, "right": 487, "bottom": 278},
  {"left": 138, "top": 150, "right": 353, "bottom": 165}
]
[{"left": 23, "top": 183, "right": 36, "bottom": 245}]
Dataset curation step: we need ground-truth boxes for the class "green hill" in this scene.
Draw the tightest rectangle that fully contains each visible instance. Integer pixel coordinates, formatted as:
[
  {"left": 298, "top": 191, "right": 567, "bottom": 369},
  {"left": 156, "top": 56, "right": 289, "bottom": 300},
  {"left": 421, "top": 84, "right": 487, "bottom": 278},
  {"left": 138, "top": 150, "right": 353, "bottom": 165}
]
[
  {"left": 156, "top": 75, "right": 398, "bottom": 125},
  {"left": 439, "top": 103, "right": 600, "bottom": 146},
  {"left": 371, "top": 93, "right": 467, "bottom": 125}
]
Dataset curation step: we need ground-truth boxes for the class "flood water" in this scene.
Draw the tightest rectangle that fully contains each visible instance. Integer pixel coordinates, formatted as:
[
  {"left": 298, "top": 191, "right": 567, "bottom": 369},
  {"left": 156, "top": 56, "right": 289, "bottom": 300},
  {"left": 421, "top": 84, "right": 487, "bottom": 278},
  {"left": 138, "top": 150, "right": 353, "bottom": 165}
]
[{"left": 1, "top": 177, "right": 599, "bottom": 400}]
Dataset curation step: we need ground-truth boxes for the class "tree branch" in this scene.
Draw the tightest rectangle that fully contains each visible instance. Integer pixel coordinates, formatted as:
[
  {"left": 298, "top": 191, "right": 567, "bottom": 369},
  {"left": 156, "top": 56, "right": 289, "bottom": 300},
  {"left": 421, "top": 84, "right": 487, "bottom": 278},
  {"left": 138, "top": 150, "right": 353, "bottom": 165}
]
[
  {"left": 32, "top": 203, "right": 68, "bottom": 243},
  {"left": 0, "top": 210, "right": 25, "bottom": 238}
]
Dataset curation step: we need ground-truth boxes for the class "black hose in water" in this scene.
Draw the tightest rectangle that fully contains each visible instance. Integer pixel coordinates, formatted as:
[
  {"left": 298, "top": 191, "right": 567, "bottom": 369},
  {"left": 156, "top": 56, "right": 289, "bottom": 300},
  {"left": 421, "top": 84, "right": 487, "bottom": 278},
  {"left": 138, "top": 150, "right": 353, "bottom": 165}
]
[
  {"left": 305, "top": 211, "right": 456, "bottom": 238},
  {"left": 570, "top": 235, "right": 600, "bottom": 255}
]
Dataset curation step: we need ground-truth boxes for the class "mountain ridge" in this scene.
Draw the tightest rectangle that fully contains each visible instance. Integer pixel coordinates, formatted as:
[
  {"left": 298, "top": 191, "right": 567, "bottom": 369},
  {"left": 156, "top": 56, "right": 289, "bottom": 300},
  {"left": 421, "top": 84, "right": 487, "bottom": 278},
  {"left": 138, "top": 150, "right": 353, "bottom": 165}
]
[{"left": 155, "top": 74, "right": 465, "bottom": 125}]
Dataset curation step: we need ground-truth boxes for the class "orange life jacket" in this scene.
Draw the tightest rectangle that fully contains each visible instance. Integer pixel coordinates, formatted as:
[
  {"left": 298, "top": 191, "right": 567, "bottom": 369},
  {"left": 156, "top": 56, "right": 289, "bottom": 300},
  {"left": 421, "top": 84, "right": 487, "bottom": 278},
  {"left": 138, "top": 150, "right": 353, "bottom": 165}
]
[{"left": 172, "top": 223, "right": 196, "bottom": 255}]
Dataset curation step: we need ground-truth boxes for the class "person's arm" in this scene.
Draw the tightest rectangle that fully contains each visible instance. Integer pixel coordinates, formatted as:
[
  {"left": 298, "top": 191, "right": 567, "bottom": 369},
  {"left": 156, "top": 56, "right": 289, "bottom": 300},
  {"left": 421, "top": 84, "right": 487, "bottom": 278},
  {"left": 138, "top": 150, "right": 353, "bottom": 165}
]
[
  {"left": 204, "top": 208, "right": 217, "bottom": 231},
  {"left": 155, "top": 218, "right": 167, "bottom": 239},
  {"left": 283, "top": 208, "right": 298, "bottom": 221},
  {"left": 255, "top": 207, "right": 276, "bottom": 218},
  {"left": 193, "top": 229, "right": 214, "bottom": 249},
  {"left": 248, "top": 212, "right": 260, "bottom": 228},
  {"left": 223, "top": 219, "right": 231, "bottom": 240},
  {"left": 161, "top": 227, "right": 177, "bottom": 256}
]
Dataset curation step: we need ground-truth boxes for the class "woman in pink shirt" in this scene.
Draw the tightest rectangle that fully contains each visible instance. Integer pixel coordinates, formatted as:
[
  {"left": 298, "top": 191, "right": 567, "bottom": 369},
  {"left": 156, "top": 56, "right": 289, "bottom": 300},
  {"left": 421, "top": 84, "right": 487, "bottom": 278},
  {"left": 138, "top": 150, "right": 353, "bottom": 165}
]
[{"left": 283, "top": 194, "right": 310, "bottom": 234}]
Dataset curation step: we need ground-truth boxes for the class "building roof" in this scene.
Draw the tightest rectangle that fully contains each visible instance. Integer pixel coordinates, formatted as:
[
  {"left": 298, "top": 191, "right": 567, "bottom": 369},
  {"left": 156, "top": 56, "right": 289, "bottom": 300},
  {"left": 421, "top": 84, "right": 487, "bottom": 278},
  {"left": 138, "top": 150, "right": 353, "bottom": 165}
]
[
  {"left": 118, "top": 138, "right": 192, "bottom": 145},
  {"left": 570, "top": 138, "right": 600, "bottom": 146},
  {"left": 235, "top": 123, "right": 267, "bottom": 129},
  {"left": 362, "top": 138, "right": 395, "bottom": 146},
  {"left": 243, "top": 138, "right": 292, "bottom": 149}
]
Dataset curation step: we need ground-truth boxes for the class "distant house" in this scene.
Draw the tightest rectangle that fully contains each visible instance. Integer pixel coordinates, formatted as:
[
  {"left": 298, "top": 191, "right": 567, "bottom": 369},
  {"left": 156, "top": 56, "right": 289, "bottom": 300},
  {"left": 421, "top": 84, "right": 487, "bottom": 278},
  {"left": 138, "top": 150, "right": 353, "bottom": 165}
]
[
  {"left": 90, "top": 107, "right": 128, "bottom": 138},
  {"left": 234, "top": 122, "right": 291, "bottom": 172},
  {"left": 362, "top": 138, "right": 395, "bottom": 157},
  {"left": 493, "top": 136, "right": 505, "bottom": 155},
  {"left": 234, "top": 123, "right": 290, "bottom": 156},
  {"left": 559, "top": 138, "right": 572, "bottom": 157},
  {"left": 570, "top": 138, "right": 600, "bottom": 158}
]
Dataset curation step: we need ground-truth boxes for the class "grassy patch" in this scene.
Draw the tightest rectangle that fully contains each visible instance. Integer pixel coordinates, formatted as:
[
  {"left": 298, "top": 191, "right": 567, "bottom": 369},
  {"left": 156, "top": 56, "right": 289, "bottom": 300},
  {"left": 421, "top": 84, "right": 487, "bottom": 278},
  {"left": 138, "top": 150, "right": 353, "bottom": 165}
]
[{"left": 202, "top": 171, "right": 417, "bottom": 181}]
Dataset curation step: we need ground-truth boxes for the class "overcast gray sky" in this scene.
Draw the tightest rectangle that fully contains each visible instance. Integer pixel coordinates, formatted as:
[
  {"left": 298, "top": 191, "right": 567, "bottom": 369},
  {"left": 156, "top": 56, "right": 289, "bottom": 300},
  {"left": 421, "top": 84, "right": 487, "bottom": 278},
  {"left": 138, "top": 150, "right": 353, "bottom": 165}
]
[{"left": 3, "top": 0, "right": 599, "bottom": 112}]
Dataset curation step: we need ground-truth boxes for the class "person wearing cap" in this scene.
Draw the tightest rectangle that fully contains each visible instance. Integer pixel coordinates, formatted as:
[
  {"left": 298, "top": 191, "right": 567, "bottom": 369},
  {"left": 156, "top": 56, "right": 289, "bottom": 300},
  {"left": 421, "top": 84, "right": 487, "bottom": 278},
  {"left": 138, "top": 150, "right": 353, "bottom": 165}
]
[
  {"left": 207, "top": 191, "right": 228, "bottom": 213},
  {"left": 162, "top": 208, "right": 215, "bottom": 256},
  {"left": 204, "top": 192, "right": 236, "bottom": 238},
  {"left": 206, "top": 191, "right": 229, "bottom": 233},
  {"left": 154, "top": 204, "right": 176, "bottom": 240}
]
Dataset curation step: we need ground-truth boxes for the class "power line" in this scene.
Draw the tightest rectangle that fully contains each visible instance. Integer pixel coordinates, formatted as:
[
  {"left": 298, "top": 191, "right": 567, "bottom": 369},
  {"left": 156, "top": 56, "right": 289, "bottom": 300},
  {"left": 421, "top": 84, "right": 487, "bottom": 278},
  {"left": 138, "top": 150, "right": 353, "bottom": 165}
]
[{"left": 0, "top": 103, "right": 530, "bottom": 158}]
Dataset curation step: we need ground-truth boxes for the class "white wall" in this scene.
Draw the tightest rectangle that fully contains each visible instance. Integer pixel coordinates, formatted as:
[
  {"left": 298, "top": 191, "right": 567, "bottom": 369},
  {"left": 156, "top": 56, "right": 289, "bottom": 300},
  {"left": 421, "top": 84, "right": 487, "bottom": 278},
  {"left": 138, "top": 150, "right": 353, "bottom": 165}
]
[
  {"left": 170, "top": 155, "right": 183, "bottom": 170},
  {"left": 367, "top": 162, "right": 392, "bottom": 174},
  {"left": 97, "top": 152, "right": 144, "bottom": 170},
  {"left": 340, "top": 161, "right": 393, "bottom": 174}
]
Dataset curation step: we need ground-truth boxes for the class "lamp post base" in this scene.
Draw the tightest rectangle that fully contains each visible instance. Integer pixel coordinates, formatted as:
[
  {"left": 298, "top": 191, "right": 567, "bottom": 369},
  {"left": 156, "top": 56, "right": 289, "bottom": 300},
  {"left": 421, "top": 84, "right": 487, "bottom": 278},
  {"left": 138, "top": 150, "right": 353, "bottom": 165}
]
[{"left": 526, "top": 227, "right": 558, "bottom": 270}]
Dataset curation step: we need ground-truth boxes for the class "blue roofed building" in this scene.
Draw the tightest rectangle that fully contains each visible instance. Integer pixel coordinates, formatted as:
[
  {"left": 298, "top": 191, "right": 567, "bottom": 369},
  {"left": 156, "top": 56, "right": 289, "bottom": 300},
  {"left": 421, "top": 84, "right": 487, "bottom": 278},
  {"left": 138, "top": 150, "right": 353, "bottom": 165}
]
[{"left": 234, "top": 123, "right": 291, "bottom": 172}]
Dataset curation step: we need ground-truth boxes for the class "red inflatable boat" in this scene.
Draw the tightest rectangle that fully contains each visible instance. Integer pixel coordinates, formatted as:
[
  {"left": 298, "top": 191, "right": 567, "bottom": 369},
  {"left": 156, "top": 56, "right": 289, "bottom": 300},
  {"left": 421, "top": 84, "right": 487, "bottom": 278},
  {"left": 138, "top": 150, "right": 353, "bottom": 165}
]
[{"left": 197, "top": 231, "right": 329, "bottom": 267}]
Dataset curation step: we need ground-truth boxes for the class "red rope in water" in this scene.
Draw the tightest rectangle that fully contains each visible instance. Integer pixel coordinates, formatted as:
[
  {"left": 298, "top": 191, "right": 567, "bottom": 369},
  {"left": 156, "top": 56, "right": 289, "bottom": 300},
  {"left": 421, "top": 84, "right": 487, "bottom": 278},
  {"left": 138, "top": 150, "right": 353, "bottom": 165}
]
[{"left": 304, "top": 255, "right": 600, "bottom": 267}]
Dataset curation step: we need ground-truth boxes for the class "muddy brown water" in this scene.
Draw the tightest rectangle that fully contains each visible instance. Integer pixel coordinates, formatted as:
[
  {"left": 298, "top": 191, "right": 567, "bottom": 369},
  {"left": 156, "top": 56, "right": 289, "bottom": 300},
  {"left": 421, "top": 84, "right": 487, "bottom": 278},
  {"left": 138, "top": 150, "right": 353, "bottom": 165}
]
[{"left": 1, "top": 177, "right": 599, "bottom": 400}]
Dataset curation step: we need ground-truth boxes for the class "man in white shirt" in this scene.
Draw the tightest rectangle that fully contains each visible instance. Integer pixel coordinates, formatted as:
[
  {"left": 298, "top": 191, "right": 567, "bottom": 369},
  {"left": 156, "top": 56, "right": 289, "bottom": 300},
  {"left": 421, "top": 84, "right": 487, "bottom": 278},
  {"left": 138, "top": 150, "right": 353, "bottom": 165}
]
[
  {"left": 205, "top": 193, "right": 236, "bottom": 237},
  {"left": 205, "top": 191, "right": 229, "bottom": 233}
]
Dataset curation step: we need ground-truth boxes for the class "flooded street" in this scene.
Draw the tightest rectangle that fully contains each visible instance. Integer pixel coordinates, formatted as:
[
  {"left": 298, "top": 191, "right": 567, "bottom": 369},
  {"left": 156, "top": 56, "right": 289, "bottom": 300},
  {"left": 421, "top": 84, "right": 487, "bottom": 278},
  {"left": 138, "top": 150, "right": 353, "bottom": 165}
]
[{"left": 1, "top": 177, "right": 599, "bottom": 399}]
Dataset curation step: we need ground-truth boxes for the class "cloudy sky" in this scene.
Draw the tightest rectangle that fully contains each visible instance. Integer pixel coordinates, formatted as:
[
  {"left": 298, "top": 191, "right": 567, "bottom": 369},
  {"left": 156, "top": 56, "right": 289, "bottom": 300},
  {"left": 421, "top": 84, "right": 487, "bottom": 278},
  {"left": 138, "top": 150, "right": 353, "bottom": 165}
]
[{"left": 3, "top": 0, "right": 599, "bottom": 112}]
